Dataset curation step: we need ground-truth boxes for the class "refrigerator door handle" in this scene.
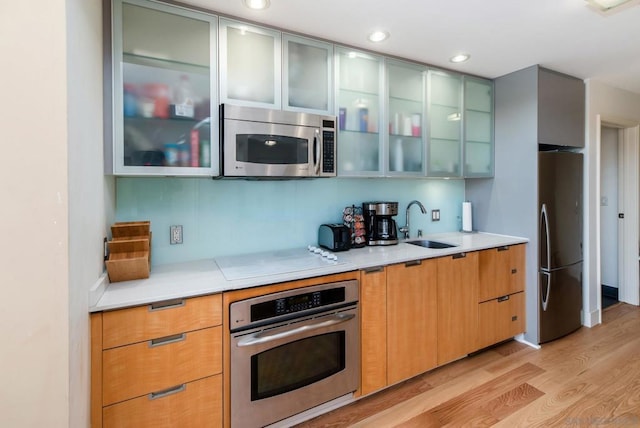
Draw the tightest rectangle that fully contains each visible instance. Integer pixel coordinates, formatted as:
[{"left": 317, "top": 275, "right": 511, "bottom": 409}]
[
  {"left": 541, "top": 270, "right": 552, "bottom": 311},
  {"left": 540, "top": 203, "right": 551, "bottom": 271}
]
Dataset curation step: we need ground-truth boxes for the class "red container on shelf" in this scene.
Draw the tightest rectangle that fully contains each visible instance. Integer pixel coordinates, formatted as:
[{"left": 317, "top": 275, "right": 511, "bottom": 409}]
[{"left": 142, "top": 83, "right": 170, "bottom": 119}]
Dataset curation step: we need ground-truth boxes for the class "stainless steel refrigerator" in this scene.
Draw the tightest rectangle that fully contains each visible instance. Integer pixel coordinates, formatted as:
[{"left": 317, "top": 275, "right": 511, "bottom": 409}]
[{"left": 538, "top": 151, "right": 583, "bottom": 343}]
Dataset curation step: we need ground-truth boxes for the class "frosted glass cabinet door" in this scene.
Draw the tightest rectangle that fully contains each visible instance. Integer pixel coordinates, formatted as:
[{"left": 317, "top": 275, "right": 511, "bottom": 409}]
[
  {"left": 336, "top": 47, "right": 384, "bottom": 176},
  {"left": 464, "top": 77, "right": 494, "bottom": 177},
  {"left": 219, "top": 19, "right": 281, "bottom": 108},
  {"left": 111, "top": 0, "right": 218, "bottom": 176},
  {"left": 283, "top": 34, "right": 333, "bottom": 114},
  {"left": 386, "top": 59, "right": 426, "bottom": 175},
  {"left": 428, "top": 70, "right": 462, "bottom": 177}
]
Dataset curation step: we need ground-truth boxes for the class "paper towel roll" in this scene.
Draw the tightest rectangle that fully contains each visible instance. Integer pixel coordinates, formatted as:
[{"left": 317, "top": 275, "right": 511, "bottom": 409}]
[{"left": 462, "top": 201, "right": 473, "bottom": 233}]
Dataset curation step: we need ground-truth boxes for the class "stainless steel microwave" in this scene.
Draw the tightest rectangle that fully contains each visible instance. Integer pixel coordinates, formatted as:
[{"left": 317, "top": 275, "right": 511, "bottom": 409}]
[{"left": 220, "top": 104, "right": 336, "bottom": 178}]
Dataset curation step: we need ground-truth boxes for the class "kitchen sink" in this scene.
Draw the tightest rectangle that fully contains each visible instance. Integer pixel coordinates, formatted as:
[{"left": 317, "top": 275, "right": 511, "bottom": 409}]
[{"left": 406, "top": 240, "right": 457, "bottom": 249}]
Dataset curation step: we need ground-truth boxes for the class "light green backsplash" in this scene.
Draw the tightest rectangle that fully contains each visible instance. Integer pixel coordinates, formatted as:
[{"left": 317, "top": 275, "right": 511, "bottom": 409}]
[{"left": 116, "top": 177, "right": 465, "bottom": 266}]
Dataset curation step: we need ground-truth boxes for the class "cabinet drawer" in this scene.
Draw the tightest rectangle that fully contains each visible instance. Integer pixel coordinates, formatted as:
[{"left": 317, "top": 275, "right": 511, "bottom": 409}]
[
  {"left": 477, "top": 292, "right": 525, "bottom": 350},
  {"left": 103, "top": 326, "right": 221, "bottom": 406},
  {"left": 478, "top": 245, "right": 525, "bottom": 302},
  {"left": 102, "top": 294, "right": 221, "bottom": 349},
  {"left": 103, "top": 374, "right": 222, "bottom": 428}
]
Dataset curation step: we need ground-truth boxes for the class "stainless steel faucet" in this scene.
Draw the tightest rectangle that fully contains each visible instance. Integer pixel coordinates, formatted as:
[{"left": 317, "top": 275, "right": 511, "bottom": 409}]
[{"left": 399, "top": 200, "right": 427, "bottom": 239}]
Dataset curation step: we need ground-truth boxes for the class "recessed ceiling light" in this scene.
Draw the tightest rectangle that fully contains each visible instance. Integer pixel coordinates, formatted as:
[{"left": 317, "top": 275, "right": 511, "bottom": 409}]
[
  {"left": 368, "top": 31, "right": 389, "bottom": 43},
  {"left": 243, "top": 0, "right": 270, "bottom": 10},
  {"left": 450, "top": 53, "right": 470, "bottom": 63},
  {"left": 585, "top": 0, "right": 633, "bottom": 11}
]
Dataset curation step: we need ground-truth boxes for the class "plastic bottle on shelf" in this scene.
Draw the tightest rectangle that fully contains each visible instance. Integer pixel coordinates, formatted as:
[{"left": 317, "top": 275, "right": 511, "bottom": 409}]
[
  {"left": 123, "top": 83, "right": 137, "bottom": 117},
  {"left": 189, "top": 117, "right": 212, "bottom": 167},
  {"left": 393, "top": 138, "right": 404, "bottom": 172},
  {"left": 173, "top": 75, "right": 194, "bottom": 118}
]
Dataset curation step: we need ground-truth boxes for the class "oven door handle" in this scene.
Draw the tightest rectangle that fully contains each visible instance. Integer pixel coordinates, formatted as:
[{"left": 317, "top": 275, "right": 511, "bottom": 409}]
[{"left": 236, "top": 313, "right": 355, "bottom": 347}]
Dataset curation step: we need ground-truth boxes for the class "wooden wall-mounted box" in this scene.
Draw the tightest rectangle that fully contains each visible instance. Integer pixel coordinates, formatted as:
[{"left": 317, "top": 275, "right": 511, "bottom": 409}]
[{"left": 106, "top": 221, "right": 151, "bottom": 282}]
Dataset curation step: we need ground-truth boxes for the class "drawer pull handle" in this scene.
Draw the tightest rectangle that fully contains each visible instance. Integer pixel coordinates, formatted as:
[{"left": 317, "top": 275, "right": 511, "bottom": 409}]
[
  {"left": 511, "top": 268, "right": 518, "bottom": 274},
  {"left": 497, "top": 295, "right": 510, "bottom": 302},
  {"left": 512, "top": 315, "right": 518, "bottom": 322},
  {"left": 149, "top": 299, "right": 185, "bottom": 312},
  {"left": 452, "top": 252, "right": 466, "bottom": 259},
  {"left": 149, "top": 333, "right": 186, "bottom": 347},
  {"left": 405, "top": 260, "right": 422, "bottom": 267},
  {"left": 363, "top": 266, "right": 384, "bottom": 274},
  {"left": 497, "top": 246, "right": 509, "bottom": 252},
  {"left": 149, "top": 384, "right": 186, "bottom": 400}
]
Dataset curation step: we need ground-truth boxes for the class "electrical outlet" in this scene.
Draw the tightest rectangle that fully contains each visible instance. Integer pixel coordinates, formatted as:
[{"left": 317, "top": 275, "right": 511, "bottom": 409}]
[
  {"left": 170, "top": 225, "right": 183, "bottom": 245},
  {"left": 431, "top": 209, "right": 440, "bottom": 222},
  {"left": 103, "top": 237, "right": 108, "bottom": 261}
]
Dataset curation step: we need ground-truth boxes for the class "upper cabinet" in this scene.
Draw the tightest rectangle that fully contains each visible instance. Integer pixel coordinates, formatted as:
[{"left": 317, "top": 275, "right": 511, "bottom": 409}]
[
  {"left": 283, "top": 34, "right": 333, "bottom": 114},
  {"left": 464, "top": 77, "right": 494, "bottom": 177},
  {"left": 335, "top": 47, "right": 384, "bottom": 176},
  {"left": 107, "top": 0, "right": 218, "bottom": 176},
  {"left": 386, "top": 59, "right": 426, "bottom": 176},
  {"left": 427, "top": 71, "right": 494, "bottom": 178},
  {"left": 538, "top": 67, "right": 585, "bottom": 148},
  {"left": 105, "top": 0, "right": 495, "bottom": 178},
  {"left": 427, "top": 70, "right": 463, "bottom": 177},
  {"left": 219, "top": 19, "right": 281, "bottom": 109},
  {"left": 219, "top": 23, "right": 334, "bottom": 115}
]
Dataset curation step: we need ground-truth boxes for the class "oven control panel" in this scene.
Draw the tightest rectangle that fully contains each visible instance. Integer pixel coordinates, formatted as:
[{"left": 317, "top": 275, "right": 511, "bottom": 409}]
[
  {"left": 229, "top": 279, "right": 359, "bottom": 332},
  {"left": 253, "top": 288, "right": 344, "bottom": 321}
]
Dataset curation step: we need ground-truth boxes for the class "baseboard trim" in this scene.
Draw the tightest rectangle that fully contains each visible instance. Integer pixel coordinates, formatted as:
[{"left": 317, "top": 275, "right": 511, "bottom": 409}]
[
  {"left": 583, "top": 308, "right": 601, "bottom": 328},
  {"left": 514, "top": 334, "right": 541, "bottom": 350}
]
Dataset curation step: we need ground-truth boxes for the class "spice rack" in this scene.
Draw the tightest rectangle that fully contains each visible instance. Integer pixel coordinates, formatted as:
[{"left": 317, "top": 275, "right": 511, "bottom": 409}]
[{"left": 106, "top": 221, "right": 151, "bottom": 283}]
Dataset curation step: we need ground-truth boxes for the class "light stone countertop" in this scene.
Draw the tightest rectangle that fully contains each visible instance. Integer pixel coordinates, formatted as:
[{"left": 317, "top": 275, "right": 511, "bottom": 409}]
[{"left": 90, "top": 231, "right": 527, "bottom": 312}]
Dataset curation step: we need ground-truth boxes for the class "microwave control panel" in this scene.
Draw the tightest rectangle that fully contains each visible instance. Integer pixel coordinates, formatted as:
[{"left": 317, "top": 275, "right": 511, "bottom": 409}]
[
  {"left": 322, "top": 130, "right": 335, "bottom": 173},
  {"left": 321, "top": 118, "right": 336, "bottom": 175}
]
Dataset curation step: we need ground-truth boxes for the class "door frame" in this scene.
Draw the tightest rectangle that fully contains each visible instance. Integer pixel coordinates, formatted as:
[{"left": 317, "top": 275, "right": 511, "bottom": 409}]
[{"left": 597, "top": 116, "right": 640, "bottom": 313}]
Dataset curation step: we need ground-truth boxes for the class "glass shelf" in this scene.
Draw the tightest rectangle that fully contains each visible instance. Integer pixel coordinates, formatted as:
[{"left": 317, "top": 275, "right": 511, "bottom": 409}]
[
  {"left": 389, "top": 94, "right": 423, "bottom": 104},
  {"left": 123, "top": 52, "right": 209, "bottom": 75}
]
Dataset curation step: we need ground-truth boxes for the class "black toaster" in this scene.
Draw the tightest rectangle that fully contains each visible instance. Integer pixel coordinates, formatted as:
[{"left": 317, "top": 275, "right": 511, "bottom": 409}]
[{"left": 318, "top": 224, "right": 351, "bottom": 252}]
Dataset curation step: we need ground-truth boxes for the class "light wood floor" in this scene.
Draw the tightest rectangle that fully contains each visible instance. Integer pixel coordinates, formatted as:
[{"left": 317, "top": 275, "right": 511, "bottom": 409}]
[{"left": 297, "top": 303, "right": 640, "bottom": 427}]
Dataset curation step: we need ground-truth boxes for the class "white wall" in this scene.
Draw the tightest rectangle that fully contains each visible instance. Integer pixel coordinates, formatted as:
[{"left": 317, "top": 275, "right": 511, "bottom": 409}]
[
  {"left": 585, "top": 80, "right": 640, "bottom": 325},
  {"left": 0, "top": 2, "right": 70, "bottom": 426},
  {"left": 0, "top": 1, "right": 111, "bottom": 427},
  {"left": 600, "top": 127, "right": 619, "bottom": 287}
]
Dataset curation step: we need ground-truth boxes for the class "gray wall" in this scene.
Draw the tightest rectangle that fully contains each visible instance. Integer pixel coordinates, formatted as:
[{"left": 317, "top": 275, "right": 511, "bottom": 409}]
[{"left": 466, "top": 65, "right": 540, "bottom": 344}]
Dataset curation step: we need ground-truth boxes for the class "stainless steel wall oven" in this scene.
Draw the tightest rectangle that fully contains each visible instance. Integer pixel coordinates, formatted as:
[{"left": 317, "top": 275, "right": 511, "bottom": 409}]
[{"left": 229, "top": 280, "right": 359, "bottom": 427}]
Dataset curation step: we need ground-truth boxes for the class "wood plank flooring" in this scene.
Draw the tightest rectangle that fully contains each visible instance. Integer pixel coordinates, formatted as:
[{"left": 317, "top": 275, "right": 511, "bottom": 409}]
[{"left": 296, "top": 303, "right": 640, "bottom": 427}]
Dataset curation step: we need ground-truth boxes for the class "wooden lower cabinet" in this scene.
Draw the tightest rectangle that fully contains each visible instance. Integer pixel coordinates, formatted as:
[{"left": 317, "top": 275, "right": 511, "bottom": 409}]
[
  {"left": 477, "top": 291, "right": 526, "bottom": 349},
  {"left": 92, "top": 294, "right": 223, "bottom": 428},
  {"left": 103, "top": 327, "right": 221, "bottom": 406},
  {"left": 478, "top": 244, "right": 525, "bottom": 302},
  {"left": 360, "top": 267, "right": 388, "bottom": 396},
  {"left": 436, "top": 252, "right": 479, "bottom": 365},
  {"left": 103, "top": 375, "right": 222, "bottom": 428},
  {"left": 359, "top": 260, "right": 438, "bottom": 396},
  {"left": 387, "top": 260, "right": 438, "bottom": 384},
  {"left": 101, "top": 294, "right": 221, "bottom": 349}
]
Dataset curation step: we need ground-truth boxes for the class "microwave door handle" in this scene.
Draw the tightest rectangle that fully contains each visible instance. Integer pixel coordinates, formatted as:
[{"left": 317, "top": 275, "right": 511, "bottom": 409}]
[
  {"left": 313, "top": 129, "right": 321, "bottom": 175},
  {"left": 236, "top": 313, "right": 355, "bottom": 347}
]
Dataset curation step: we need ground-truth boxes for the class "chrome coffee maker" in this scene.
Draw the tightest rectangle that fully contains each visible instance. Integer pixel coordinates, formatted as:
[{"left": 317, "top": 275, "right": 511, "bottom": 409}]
[{"left": 362, "top": 202, "right": 399, "bottom": 246}]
